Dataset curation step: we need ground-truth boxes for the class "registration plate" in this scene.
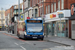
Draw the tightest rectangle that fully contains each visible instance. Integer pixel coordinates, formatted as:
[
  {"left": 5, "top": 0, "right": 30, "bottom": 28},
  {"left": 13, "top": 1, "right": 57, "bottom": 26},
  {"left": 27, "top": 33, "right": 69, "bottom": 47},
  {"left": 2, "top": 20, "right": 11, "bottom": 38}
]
[{"left": 33, "top": 37, "right": 37, "bottom": 39}]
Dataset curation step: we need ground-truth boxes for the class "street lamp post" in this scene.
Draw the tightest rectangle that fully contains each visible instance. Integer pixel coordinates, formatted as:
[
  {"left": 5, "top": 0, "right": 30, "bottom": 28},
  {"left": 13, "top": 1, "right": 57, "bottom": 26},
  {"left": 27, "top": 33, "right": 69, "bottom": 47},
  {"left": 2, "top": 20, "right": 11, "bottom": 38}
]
[
  {"left": 60, "top": 14, "right": 61, "bottom": 35},
  {"left": 18, "top": 0, "right": 20, "bottom": 21}
]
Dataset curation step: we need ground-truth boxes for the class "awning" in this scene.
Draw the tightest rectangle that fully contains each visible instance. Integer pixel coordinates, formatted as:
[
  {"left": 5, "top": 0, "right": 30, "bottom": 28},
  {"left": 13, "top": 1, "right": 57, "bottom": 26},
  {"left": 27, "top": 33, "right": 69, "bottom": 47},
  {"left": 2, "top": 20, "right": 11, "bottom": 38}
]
[{"left": 45, "top": 18, "right": 69, "bottom": 23}]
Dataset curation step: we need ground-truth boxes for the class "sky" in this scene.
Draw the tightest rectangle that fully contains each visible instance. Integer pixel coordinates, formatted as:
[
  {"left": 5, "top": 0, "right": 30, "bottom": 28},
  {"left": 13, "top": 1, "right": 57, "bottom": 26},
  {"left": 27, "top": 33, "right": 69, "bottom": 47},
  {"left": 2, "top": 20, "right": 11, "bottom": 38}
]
[{"left": 0, "top": 0, "right": 23, "bottom": 10}]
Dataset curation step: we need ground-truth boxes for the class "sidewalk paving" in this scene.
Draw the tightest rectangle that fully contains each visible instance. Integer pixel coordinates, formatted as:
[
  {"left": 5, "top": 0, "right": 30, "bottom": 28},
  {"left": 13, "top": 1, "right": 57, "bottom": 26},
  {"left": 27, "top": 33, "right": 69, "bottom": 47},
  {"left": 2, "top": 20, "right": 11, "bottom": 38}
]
[
  {"left": 5, "top": 31, "right": 16, "bottom": 36},
  {"left": 44, "top": 36, "right": 75, "bottom": 46}
]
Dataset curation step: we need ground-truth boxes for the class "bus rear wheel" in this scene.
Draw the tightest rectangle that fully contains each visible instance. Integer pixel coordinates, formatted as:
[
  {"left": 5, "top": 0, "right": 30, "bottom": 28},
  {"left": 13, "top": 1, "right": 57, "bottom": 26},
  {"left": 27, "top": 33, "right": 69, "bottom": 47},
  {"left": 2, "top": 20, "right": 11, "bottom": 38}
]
[{"left": 17, "top": 33, "right": 21, "bottom": 39}]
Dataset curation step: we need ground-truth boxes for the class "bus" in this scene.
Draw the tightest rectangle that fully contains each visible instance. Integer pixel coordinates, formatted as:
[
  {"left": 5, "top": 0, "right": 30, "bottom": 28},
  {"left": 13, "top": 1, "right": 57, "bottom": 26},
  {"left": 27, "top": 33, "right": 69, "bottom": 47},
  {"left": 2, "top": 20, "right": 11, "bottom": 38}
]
[{"left": 17, "top": 19, "right": 44, "bottom": 40}]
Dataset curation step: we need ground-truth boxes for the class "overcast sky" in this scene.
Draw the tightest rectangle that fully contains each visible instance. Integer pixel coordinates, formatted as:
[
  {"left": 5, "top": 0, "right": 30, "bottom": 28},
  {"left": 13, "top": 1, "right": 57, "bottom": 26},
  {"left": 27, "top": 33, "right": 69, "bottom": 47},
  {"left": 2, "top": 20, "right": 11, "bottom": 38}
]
[{"left": 0, "top": 0, "right": 23, "bottom": 10}]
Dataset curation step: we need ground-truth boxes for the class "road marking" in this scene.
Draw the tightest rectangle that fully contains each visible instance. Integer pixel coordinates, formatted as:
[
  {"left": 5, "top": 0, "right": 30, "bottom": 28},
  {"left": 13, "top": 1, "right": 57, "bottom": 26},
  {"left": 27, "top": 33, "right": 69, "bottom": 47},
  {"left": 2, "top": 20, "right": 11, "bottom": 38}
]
[
  {"left": 20, "top": 46, "right": 26, "bottom": 50},
  {"left": 15, "top": 42, "right": 19, "bottom": 45},
  {"left": 14, "top": 42, "right": 26, "bottom": 50}
]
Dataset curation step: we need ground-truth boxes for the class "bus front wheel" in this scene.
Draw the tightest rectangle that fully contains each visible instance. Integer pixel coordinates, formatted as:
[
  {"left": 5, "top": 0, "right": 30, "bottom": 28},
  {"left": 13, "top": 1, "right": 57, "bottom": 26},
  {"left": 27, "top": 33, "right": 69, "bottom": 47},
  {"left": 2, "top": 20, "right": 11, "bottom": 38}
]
[
  {"left": 41, "top": 38, "right": 44, "bottom": 40},
  {"left": 24, "top": 35, "right": 27, "bottom": 40}
]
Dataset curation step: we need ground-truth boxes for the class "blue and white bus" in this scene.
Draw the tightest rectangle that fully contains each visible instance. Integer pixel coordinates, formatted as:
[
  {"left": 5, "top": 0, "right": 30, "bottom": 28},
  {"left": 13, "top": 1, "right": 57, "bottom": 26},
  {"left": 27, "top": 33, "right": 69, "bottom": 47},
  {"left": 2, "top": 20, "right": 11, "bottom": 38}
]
[{"left": 17, "top": 19, "right": 44, "bottom": 40}]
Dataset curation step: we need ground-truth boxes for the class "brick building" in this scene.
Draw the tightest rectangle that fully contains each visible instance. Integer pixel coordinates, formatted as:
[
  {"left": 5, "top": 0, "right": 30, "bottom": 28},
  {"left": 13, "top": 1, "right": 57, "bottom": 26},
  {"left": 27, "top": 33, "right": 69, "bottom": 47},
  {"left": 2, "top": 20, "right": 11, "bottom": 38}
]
[
  {"left": 44, "top": 0, "right": 75, "bottom": 38},
  {"left": 5, "top": 9, "right": 10, "bottom": 26}
]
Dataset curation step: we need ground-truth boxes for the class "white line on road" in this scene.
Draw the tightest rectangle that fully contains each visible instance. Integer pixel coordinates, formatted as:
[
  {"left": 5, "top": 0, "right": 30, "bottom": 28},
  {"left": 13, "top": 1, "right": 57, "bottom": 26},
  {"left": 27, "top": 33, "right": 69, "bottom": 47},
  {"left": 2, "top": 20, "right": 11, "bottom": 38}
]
[
  {"left": 14, "top": 42, "right": 19, "bottom": 45},
  {"left": 20, "top": 46, "right": 26, "bottom": 50},
  {"left": 14, "top": 42, "right": 26, "bottom": 50}
]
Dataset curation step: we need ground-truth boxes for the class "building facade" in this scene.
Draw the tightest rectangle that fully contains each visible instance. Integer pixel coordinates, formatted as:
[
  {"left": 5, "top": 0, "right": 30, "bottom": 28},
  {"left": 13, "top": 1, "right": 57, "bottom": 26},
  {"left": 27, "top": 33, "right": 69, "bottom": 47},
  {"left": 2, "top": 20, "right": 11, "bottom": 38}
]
[
  {"left": 0, "top": 10, "right": 6, "bottom": 30},
  {"left": 44, "top": 0, "right": 75, "bottom": 38},
  {"left": 5, "top": 9, "right": 10, "bottom": 27}
]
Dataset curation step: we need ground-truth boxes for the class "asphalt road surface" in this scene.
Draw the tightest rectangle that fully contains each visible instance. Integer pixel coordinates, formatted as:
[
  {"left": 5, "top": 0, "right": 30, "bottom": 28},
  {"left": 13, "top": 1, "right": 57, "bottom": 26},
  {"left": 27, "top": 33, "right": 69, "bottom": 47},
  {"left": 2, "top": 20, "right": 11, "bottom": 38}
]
[{"left": 0, "top": 31, "right": 74, "bottom": 50}]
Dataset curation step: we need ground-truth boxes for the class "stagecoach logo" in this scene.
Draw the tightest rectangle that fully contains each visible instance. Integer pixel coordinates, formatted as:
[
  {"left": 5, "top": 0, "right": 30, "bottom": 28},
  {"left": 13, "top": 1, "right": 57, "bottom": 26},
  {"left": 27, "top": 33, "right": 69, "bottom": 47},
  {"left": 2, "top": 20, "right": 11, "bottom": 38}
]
[{"left": 71, "top": 5, "right": 74, "bottom": 15}]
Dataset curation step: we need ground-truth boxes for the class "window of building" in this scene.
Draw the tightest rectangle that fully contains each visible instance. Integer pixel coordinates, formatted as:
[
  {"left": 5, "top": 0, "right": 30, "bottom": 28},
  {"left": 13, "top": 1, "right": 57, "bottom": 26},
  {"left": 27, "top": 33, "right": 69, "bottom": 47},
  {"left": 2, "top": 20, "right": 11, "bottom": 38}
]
[
  {"left": 22, "top": 5, "right": 23, "bottom": 13},
  {"left": 11, "top": 9, "right": 12, "bottom": 16},
  {"left": 37, "top": 0, "right": 38, "bottom": 3},
  {"left": 48, "top": 5, "right": 50, "bottom": 13},
  {"left": 61, "top": 0, "right": 64, "bottom": 9},
  {"left": 58, "top": 0, "right": 60, "bottom": 10},
  {"left": 14, "top": 6, "right": 16, "bottom": 9},
  {"left": 28, "top": 0, "right": 30, "bottom": 7},
  {"left": 51, "top": 4, "right": 53, "bottom": 12},
  {"left": 14, "top": 10, "right": 16, "bottom": 14},
  {"left": 46, "top": 6, "right": 47, "bottom": 14},
  {"left": 40, "top": 8, "right": 41, "bottom": 16},
  {"left": 54, "top": 3, "right": 56, "bottom": 11},
  {"left": 42, "top": 7, "right": 43, "bottom": 15}
]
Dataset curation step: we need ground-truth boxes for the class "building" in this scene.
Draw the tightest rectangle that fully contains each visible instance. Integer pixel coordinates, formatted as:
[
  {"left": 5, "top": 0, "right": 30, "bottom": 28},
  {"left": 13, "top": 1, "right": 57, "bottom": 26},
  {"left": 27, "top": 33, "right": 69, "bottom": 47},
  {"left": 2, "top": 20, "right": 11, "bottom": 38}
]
[
  {"left": 5, "top": 3, "right": 23, "bottom": 34},
  {"left": 44, "top": 0, "right": 75, "bottom": 38},
  {"left": 23, "top": 0, "right": 44, "bottom": 19},
  {"left": 23, "top": 0, "right": 31, "bottom": 20},
  {"left": 5, "top": 9, "right": 10, "bottom": 27},
  {"left": 5, "top": 9, "right": 10, "bottom": 32},
  {"left": 0, "top": 10, "right": 6, "bottom": 30},
  {"left": 13, "top": 3, "right": 23, "bottom": 22}
]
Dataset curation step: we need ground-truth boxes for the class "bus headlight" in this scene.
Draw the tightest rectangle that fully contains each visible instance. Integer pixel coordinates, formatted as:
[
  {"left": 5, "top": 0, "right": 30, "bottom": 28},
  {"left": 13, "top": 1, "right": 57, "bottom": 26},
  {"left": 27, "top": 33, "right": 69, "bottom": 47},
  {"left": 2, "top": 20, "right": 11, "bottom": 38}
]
[{"left": 24, "top": 32, "right": 27, "bottom": 35}]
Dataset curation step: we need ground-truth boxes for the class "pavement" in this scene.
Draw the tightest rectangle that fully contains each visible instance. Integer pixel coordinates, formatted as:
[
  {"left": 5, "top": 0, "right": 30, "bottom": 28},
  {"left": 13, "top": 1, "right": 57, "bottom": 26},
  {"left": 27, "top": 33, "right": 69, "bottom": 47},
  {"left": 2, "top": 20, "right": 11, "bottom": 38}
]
[{"left": 44, "top": 36, "right": 75, "bottom": 46}]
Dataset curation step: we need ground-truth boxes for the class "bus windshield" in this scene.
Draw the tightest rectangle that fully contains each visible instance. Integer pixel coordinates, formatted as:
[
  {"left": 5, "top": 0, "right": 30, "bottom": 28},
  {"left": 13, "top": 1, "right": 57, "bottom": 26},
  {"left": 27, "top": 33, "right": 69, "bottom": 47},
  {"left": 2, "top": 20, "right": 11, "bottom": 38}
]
[{"left": 27, "top": 24, "right": 42, "bottom": 32}]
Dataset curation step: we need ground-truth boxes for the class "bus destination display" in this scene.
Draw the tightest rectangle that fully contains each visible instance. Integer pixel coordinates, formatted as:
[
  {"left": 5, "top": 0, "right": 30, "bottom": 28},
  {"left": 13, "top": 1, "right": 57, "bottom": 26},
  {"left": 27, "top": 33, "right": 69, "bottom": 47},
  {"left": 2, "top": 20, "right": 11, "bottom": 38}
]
[{"left": 27, "top": 20, "right": 42, "bottom": 23}]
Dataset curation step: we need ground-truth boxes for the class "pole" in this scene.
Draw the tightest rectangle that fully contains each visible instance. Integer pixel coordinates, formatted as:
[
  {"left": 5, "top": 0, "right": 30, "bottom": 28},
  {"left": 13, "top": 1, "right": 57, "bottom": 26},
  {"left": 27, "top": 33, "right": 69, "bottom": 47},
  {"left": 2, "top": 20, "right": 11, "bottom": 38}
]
[
  {"left": 18, "top": 0, "right": 20, "bottom": 21},
  {"left": 40, "top": 0, "right": 41, "bottom": 18},
  {"left": 28, "top": 0, "right": 29, "bottom": 17},
  {"left": 42, "top": 0, "right": 44, "bottom": 20},
  {"left": 60, "top": 14, "right": 61, "bottom": 35},
  {"left": 32, "top": 0, "right": 33, "bottom": 18}
]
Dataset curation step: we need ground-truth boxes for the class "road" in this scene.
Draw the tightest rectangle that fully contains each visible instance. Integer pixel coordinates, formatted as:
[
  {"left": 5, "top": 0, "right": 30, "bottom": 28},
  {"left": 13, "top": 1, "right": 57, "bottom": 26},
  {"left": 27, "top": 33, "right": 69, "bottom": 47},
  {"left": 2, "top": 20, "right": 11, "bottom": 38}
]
[{"left": 0, "top": 31, "right": 74, "bottom": 50}]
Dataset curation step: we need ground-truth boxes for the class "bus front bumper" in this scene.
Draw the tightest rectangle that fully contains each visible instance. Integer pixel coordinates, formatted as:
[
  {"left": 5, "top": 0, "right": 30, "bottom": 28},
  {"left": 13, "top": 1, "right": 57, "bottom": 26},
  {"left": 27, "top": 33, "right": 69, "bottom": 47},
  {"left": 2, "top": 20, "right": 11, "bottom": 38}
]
[{"left": 24, "top": 35, "right": 44, "bottom": 39}]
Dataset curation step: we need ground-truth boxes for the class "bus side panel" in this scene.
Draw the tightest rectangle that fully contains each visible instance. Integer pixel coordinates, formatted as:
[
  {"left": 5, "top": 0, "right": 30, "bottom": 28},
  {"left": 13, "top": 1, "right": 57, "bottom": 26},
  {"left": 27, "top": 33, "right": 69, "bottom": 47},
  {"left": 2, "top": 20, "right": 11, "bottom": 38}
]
[{"left": 17, "top": 22, "right": 25, "bottom": 38}]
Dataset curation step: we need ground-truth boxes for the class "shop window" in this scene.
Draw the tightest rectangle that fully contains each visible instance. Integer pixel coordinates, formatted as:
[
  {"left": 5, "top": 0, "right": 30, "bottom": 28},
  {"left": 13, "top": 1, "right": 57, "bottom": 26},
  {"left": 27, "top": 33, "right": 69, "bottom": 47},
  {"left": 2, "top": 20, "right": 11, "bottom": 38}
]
[
  {"left": 48, "top": 5, "right": 50, "bottom": 13},
  {"left": 46, "top": 6, "right": 47, "bottom": 14},
  {"left": 61, "top": 0, "right": 64, "bottom": 9},
  {"left": 58, "top": 0, "right": 60, "bottom": 10},
  {"left": 51, "top": 4, "right": 53, "bottom": 12},
  {"left": 54, "top": 3, "right": 56, "bottom": 11},
  {"left": 58, "top": 14, "right": 64, "bottom": 18}
]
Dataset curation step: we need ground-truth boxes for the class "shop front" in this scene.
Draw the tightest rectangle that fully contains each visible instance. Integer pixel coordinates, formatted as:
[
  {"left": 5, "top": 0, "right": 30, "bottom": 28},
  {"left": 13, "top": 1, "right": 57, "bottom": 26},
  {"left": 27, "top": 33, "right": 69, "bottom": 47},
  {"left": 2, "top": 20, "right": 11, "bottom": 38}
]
[
  {"left": 45, "top": 10, "right": 71, "bottom": 37},
  {"left": 69, "top": 3, "right": 75, "bottom": 39}
]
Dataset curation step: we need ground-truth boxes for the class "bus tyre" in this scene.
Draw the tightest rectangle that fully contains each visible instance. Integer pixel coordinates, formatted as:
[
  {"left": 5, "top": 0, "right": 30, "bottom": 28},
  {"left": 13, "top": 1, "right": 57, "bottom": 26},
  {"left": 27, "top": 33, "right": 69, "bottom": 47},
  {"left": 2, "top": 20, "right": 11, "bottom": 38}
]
[
  {"left": 17, "top": 33, "right": 21, "bottom": 39},
  {"left": 41, "top": 38, "right": 43, "bottom": 40},
  {"left": 24, "top": 35, "right": 26, "bottom": 40}
]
